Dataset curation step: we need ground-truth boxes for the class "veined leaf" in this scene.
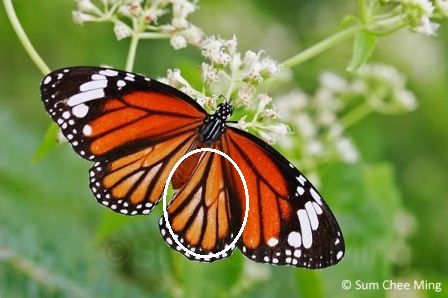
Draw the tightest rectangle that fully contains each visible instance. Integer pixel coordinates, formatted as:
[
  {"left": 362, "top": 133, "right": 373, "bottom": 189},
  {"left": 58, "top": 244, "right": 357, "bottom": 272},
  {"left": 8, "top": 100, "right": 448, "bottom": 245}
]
[{"left": 347, "top": 31, "right": 377, "bottom": 72}]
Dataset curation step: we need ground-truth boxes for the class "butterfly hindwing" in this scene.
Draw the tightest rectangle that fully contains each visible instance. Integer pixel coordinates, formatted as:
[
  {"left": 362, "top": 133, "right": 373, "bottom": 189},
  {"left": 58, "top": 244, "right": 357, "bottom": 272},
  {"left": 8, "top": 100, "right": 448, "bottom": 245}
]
[
  {"left": 90, "top": 131, "right": 200, "bottom": 215},
  {"left": 223, "top": 128, "right": 345, "bottom": 268},
  {"left": 159, "top": 144, "right": 237, "bottom": 262}
]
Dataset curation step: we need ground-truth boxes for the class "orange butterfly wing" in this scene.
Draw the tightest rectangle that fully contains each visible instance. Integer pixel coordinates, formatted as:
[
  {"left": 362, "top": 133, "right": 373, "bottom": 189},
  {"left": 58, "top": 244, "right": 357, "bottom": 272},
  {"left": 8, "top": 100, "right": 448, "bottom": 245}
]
[
  {"left": 222, "top": 128, "right": 345, "bottom": 268},
  {"left": 159, "top": 143, "right": 237, "bottom": 261},
  {"left": 41, "top": 67, "right": 206, "bottom": 215}
]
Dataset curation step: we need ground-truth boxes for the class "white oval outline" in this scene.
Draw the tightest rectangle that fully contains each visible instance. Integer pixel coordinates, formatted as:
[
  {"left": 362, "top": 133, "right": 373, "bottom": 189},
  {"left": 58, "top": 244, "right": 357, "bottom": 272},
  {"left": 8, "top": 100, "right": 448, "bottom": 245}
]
[{"left": 162, "top": 148, "right": 249, "bottom": 259}]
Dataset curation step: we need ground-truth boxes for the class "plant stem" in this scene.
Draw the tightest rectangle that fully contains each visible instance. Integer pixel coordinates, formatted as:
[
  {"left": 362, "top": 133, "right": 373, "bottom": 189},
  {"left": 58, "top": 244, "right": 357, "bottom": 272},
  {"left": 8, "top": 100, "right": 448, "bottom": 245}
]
[
  {"left": 341, "top": 102, "right": 372, "bottom": 129},
  {"left": 0, "top": 247, "right": 88, "bottom": 297},
  {"left": 358, "top": 0, "right": 368, "bottom": 23},
  {"left": 125, "top": 29, "right": 171, "bottom": 71},
  {"left": 282, "top": 25, "right": 363, "bottom": 69},
  {"left": 3, "top": 0, "right": 50, "bottom": 75},
  {"left": 125, "top": 33, "right": 140, "bottom": 72},
  {"left": 139, "top": 32, "right": 171, "bottom": 39}
]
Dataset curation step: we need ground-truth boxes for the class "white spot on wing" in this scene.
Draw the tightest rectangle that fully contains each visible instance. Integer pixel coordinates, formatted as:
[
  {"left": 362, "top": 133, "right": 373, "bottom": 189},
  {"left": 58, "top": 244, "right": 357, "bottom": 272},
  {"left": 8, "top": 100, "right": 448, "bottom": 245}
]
[
  {"left": 99, "top": 69, "right": 118, "bottom": 76},
  {"left": 125, "top": 73, "right": 135, "bottom": 81},
  {"left": 117, "top": 80, "right": 126, "bottom": 87},
  {"left": 298, "top": 209, "right": 312, "bottom": 249},
  {"left": 296, "top": 186, "right": 305, "bottom": 196},
  {"left": 92, "top": 74, "right": 106, "bottom": 80},
  {"left": 43, "top": 76, "right": 52, "bottom": 85},
  {"left": 267, "top": 237, "right": 278, "bottom": 247},
  {"left": 287, "top": 231, "right": 302, "bottom": 248},
  {"left": 68, "top": 89, "right": 105, "bottom": 106},
  {"left": 72, "top": 104, "right": 89, "bottom": 118},
  {"left": 83, "top": 125, "right": 92, "bottom": 136},
  {"left": 336, "top": 251, "right": 343, "bottom": 260},
  {"left": 80, "top": 80, "right": 107, "bottom": 92},
  {"left": 312, "top": 202, "right": 323, "bottom": 215},
  {"left": 310, "top": 188, "right": 322, "bottom": 205},
  {"left": 297, "top": 175, "right": 306, "bottom": 186},
  {"left": 304, "top": 202, "right": 319, "bottom": 230},
  {"left": 62, "top": 111, "right": 70, "bottom": 119}
]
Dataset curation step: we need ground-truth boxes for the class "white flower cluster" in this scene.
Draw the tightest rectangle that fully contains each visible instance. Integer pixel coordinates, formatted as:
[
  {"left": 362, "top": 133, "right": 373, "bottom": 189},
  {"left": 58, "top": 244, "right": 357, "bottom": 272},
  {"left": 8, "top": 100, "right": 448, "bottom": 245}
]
[
  {"left": 276, "top": 64, "right": 417, "bottom": 171},
  {"left": 356, "top": 63, "right": 418, "bottom": 113},
  {"left": 276, "top": 81, "right": 359, "bottom": 170},
  {"left": 200, "top": 36, "right": 286, "bottom": 144},
  {"left": 436, "top": 0, "right": 448, "bottom": 16},
  {"left": 199, "top": 35, "right": 282, "bottom": 101},
  {"left": 160, "top": 35, "right": 286, "bottom": 145},
  {"left": 379, "top": 0, "right": 440, "bottom": 35},
  {"left": 72, "top": 0, "right": 203, "bottom": 47}
]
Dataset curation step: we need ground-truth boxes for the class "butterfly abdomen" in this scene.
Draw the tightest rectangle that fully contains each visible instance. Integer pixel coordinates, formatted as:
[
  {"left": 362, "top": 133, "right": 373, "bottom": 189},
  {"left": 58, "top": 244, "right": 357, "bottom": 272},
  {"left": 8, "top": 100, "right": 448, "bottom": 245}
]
[{"left": 199, "top": 117, "right": 226, "bottom": 144}]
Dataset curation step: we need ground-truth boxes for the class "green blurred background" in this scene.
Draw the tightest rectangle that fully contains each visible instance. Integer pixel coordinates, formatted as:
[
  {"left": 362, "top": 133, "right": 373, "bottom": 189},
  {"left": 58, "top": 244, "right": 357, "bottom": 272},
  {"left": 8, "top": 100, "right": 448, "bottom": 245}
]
[{"left": 1, "top": 1, "right": 447, "bottom": 297}]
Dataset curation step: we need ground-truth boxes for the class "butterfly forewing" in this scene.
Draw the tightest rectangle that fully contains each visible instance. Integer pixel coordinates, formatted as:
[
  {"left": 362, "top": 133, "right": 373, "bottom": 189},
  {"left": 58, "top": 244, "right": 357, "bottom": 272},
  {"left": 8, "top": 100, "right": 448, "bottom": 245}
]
[
  {"left": 41, "top": 67, "right": 207, "bottom": 215},
  {"left": 40, "top": 66, "right": 206, "bottom": 161}
]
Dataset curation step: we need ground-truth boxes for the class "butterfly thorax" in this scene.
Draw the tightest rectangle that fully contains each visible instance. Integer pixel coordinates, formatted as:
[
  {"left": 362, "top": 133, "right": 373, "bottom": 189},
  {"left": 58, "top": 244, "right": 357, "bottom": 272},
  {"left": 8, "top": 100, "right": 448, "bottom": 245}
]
[{"left": 199, "top": 103, "right": 233, "bottom": 144}]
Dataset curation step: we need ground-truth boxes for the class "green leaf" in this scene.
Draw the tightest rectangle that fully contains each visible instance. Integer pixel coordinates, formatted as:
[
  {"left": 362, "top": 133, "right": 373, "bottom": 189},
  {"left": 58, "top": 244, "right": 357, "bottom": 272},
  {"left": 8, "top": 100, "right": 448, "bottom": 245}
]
[
  {"left": 32, "top": 123, "right": 60, "bottom": 163},
  {"left": 347, "top": 31, "right": 377, "bottom": 72}
]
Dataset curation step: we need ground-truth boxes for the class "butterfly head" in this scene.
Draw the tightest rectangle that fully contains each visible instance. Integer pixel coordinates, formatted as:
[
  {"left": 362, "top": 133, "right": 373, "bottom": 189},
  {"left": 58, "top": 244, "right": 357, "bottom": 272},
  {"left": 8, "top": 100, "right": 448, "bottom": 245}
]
[{"left": 215, "top": 102, "right": 233, "bottom": 121}]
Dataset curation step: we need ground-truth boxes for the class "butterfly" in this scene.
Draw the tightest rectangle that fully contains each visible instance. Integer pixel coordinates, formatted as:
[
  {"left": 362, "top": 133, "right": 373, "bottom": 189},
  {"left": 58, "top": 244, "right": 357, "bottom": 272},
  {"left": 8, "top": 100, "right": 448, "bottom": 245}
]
[{"left": 40, "top": 66, "right": 345, "bottom": 268}]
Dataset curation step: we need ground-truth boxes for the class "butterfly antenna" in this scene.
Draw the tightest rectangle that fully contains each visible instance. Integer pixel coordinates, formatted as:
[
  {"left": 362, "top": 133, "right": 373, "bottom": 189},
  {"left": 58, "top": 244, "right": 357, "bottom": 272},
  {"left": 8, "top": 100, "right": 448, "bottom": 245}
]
[{"left": 219, "top": 94, "right": 229, "bottom": 103}]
